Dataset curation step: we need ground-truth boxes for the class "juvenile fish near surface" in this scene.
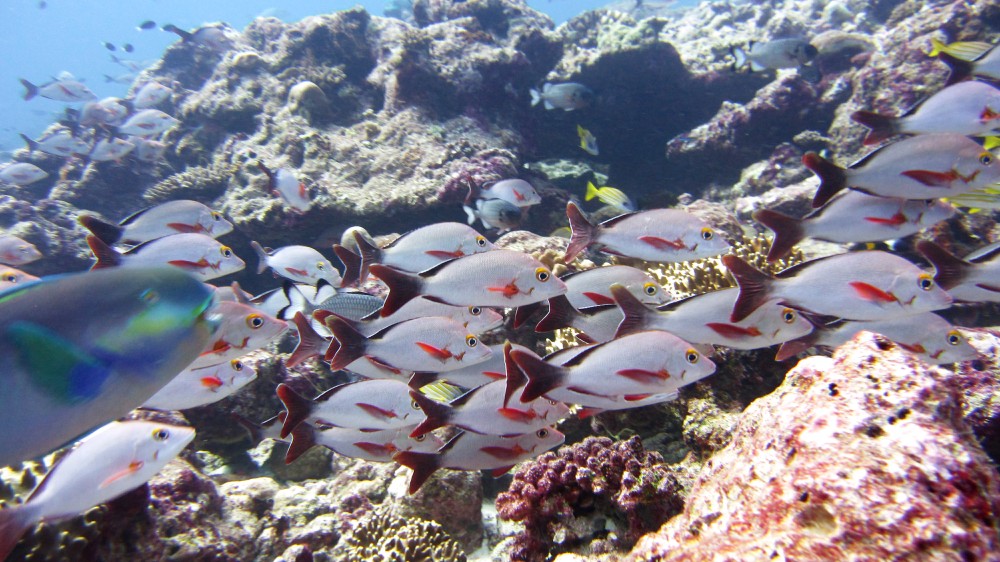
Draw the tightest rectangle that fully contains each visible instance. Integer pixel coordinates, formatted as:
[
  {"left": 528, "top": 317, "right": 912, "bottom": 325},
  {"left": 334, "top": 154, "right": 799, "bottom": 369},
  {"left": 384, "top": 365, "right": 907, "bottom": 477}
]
[
  {"left": 577, "top": 124, "right": 599, "bottom": 155},
  {"left": 530, "top": 82, "right": 593, "bottom": 111},
  {"left": 753, "top": 192, "right": 955, "bottom": 262},
  {"left": 0, "top": 421, "right": 195, "bottom": 561},
  {"left": 918, "top": 240, "right": 1000, "bottom": 303},
  {"left": 20, "top": 77, "right": 96, "bottom": 102},
  {"left": 79, "top": 200, "right": 233, "bottom": 245},
  {"left": 585, "top": 181, "right": 636, "bottom": 213},
  {"left": 188, "top": 301, "right": 287, "bottom": 369},
  {"left": 251, "top": 241, "right": 342, "bottom": 287},
  {"left": 775, "top": 313, "right": 978, "bottom": 365},
  {"left": 804, "top": 133, "right": 1000, "bottom": 207},
  {"left": 723, "top": 252, "right": 953, "bottom": 323},
  {"left": 257, "top": 161, "right": 311, "bottom": 212},
  {"left": 564, "top": 202, "right": 730, "bottom": 263},
  {"left": 118, "top": 109, "right": 179, "bottom": 137},
  {"left": 730, "top": 38, "right": 818, "bottom": 71},
  {"left": 0, "top": 235, "right": 42, "bottom": 266},
  {"left": 852, "top": 81, "right": 1000, "bottom": 145},
  {"left": 464, "top": 198, "right": 522, "bottom": 233},
  {"left": 370, "top": 249, "right": 567, "bottom": 317},
  {"left": 87, "top": 233, "right": 246, "bottom": 281},
  {"left": 0, "top": 162, "right": 48, "bottom": 186},
  {"left": 144, "top": 358, "right": 256, "bottom": 411},
  {"left": 0, "top": 267, "right": 215, "bottom": 467},
  {"left": 284, "top": 423, "right": 445, "bottom": 464},
  {"left": 277, "top": 380, "right": 426, "bottom": 435}
]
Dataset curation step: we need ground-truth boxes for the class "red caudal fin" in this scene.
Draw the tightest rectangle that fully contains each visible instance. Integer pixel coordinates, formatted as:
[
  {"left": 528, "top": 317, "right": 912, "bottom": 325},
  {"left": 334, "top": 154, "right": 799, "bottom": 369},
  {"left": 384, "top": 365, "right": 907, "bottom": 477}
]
[
  {"left": 510, "top": 349, "right": 567, "bottom": 403},
  {"left": 752, "top": 209, "right": 805, "bottom": 263},
  {"left": 393, "top": 450, "right": 442, "bottom": 495},
  {"left": 803, "top": 152, "right": 848, "bottom": 208},
  {"left": 722, "top": 255, "right": 774, "bottom": 323},
  {"left": 850, "top": 110, "right": 899, "bottom": 146},
  {"left": 275, "top": 383, "right": 314, "bottom": 439},
  {"left": 564, "top": 202, "right": 597, "bottom": 262},
  {"left": 369, "top": 264, "right": 424, "bottom": 317}
]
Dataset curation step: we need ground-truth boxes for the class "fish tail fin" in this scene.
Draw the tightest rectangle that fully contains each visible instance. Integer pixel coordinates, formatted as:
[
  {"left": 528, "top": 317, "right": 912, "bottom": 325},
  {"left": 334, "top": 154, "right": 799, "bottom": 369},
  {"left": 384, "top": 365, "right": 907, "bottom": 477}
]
[
  {"left": 585, "top": 181, "right": 600, "bottom": 201},
  {"left": 511, "top": 349, "right": 567, "bottom": 403},
  {"left": 408, "top": 390, "right": 453, "bottom": 437},
  {"left": 928, "top": 37, "right": 947, "bottom": 57},
  {"left": 325, "top": 317, "right": 369, "bottom": 370},
  {"left": 276, "top": 383, "right": 313, "bottom": 438},
  {"left": 534, "top": 295, "right": 577, "bottom": 332},
  {"left": 529, "top": 88, "right": 542, "bottom": 107},
  {"left": 78, "top": 214, "right": 124, "bottom": 246},
  {"left": 85, "top": 234, "right": 123, "bottom": 269},
  {"left": 721, "top": 255, "right": 774, "bottom": 322},
  {"left": 287, "top": 311, "right": 327, "bottom": 368},
  {"left": 19, "top": 79, "right": 38, "bottom": 101},
  {"left": 917, "top": 241, "right": 968, "bottom": 291},
  {"left": 393, "top": 450, "right": 442, "bottom": 495},
  {"left": 802, "top": 152, "right": 847, "bottom": 208},
  {"left": 851, "top": 111, "right": 899, "bottom": 146},
  {"left": 753, "top": 209, "right": 805, "bottom": 262},
  {"left": 565, "top": 202, "right": 597, "bottom": 262},
  {"left": 19, "top": 133, "right": 38, "bottom": 154},
  {"left": 353, "top": 231, "right": 381, "bottom": 285},
  {"left": 512, "top": 302, "right": 541, "bottom": 329},
  {"left": 938, "top": 52, "right": 974, "bottom": 86},
  {"left": 284, "top": 421, "right": 316, "bottom": 463},
  {"left": 249, "top": 241, "right": 270, "bottom": 274},
  {"left": 332, "top": 244, "right": 361, "bottom": 288},
  {"left": 0, "top": 505, "right": 33, "bottom": 562},
  {"left": 610, "top": 284, "right": 650, "bottom": 337},
  {"left": 502, "top": 341, "right": 528, "bottom": 407},
  {"left": 369, "top": 265, "right": 422, "bottom": 317},
  {"left": 463, "top": 204, "right": 477, "bottom": 225},
  {"left": 730, "top": 46, "right": 747, "bottom": 71},
  {"left": 278, "top": 281, "right": 310, "bottom": 320}
]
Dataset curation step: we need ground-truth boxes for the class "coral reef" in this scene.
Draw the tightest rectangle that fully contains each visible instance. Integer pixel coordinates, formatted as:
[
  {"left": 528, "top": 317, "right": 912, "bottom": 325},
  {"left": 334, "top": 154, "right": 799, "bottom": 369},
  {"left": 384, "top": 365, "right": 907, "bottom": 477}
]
[{"left": 336, "top": 504, "right": 467, "bottom": 562}]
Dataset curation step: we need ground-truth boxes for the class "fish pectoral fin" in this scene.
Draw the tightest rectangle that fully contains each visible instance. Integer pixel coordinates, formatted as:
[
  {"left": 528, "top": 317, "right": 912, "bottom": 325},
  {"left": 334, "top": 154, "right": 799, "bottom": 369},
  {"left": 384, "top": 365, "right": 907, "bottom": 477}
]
[
  {"left": 616, "top": 368, "right": 671, "bottom": 382},
  {"left": 896, "top": 341, "right": 927, "bottom": 354},
  {"left": 705, "top": 322, "right": 762, "bottom": 339},
  {"left": 353, "top": 441, "right": 394, "bottom": 456},
  {"left": 356, "top": 402, "right": 398, "bottom": 419},
  {"left": 624, "top": 393, "right": 654, "bottom": 401},
  {"left": 848, "top": 281, "right": 898, "bottom": 303},
  {"left": 487, "top": 282, "right": 519, "bottom": 298},
  {"left": 479, "top": 444, "right": 527, "bottom": 460},
  {"left": 639, "top": 236, "right": 685, "bottom": 251},
  {"left": 424, "top": 250, "right": 463, "bottom": 260},
  {"left": 284, "top": 267, "right": 309, "bottom": 277},
  {"left": 864, "top": 213, "right": 906, "bottom": 226},
  {"left": 200, "top": 376, "right": 224, "bottom": 390},
  {"left": 497, "top": 407, "right": 536, "bottom": 422},
  {"left": 490, "top": 465, "right": 515, "bottom": 477},
  {"left": 901, "top": 169, "right": 957, "bottom": 187},
  {"left": 365, "top": 356, "right": 403, "bottom": 374},
  {"left": 167, "top": 258, "right": 210, "bottom": 271},
  {"left": 7, "top": 322, "right": 110, "bottom": 403},
  {"left": 99, "top": 460, "right": 144, "bottom": 489},
  {"left": 165, "top": 222, "right": 201, "bottom": 233},
  {"left": 581, "top": 291, "right": 615, "bottom": 306},
  {"left": 416, "top": 342, "right": 453, "bottom": 360}
]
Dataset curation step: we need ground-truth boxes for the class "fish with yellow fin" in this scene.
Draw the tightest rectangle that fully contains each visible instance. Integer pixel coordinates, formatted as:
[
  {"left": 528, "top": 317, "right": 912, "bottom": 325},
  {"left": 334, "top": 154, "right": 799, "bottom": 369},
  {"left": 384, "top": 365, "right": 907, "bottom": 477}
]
[
  {"left": 585, "top": 181, "right": 635, "bottom": 212},
  {"left": 577, "top": 125, "right": 598, "bottom": 155},
  {"left": 928, "top": 37, "right": 993, "bottom": 62},
  {"left": 928, "top": 37, "right": 1000, "bottom": 85}
]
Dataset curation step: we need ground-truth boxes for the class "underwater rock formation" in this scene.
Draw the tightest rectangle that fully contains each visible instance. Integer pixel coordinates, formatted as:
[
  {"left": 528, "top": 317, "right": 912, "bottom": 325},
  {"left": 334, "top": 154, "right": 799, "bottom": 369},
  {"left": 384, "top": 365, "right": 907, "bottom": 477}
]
[{"left": 627, "top": 331, "right": 1000, "bottom": 560}]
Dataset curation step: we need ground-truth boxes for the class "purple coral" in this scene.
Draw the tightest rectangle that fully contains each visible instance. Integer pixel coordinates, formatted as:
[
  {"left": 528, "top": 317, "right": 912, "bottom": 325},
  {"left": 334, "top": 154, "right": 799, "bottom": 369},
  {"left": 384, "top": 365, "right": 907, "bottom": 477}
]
[{"left": 496, "top": 436, "right": 682, "bottom": 560}]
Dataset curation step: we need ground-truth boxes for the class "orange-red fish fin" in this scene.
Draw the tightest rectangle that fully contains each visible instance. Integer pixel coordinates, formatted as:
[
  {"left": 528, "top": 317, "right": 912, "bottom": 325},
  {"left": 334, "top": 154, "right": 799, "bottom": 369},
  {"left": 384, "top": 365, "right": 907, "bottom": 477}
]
[
  {"left": 582, "top": 291, "right": 615, "bottom": 306},
  {"left": 864, "top": 212, "right": 906, "bottom": 226},
  {"left": 896, "top": 341, "right": 927, "bottom": 354},
  {"left": 705, "top": 322, "right": 762, "bottom": 339},
  {"left": 486, "top": 282, "right": 519, "bottom": 298},
  {"left": 416, "top": 342, "right": 452, "bottom": 360},
  {"left": 483, "top": 370, "right": 505, "bottom": 380},
  {"left": 976, "top": 283, "right": 1000, "bottom": 293},
  {"left": 624, "top": 393, "right": 653, "bottom": 401},
  {"left": 356, "top": 402, "right": 398, "bottom": 420},
  {"left": 480, "top": 444, "right": 527, "bottom": 460},
  {"left": 353, "top": 441, "right": 394, "bottom": 457},
  {"left": 849, "top": 281, "right": 898, "bottom": 303},
  {"left": 901, "top": 169, "right": 957, "bottom": 187},
  {"left": 167, "top": 258, "right": 210, "bottom": 270},
  {"left": 100, "top": 460, "right": 144, "bottom": 489},
  {"left": 424, "top": 250, "right": 463, "bottom": 260},
  {"left": 639, "top": 235, "right": 685, "bottom": 250},
  {"left": 497, "top": 407, "right": 536, "bottom": 422},
  {"left": 577, "top": 407, "right": 604, "bottom": 419},
  {"left": 616, "top": 368, "right": 670, "bottom": 382},
  {"left": 200, "top": 375, "right": 223, "bottom": 390},
  {"left": 284, "top": 266, "right": 309, "bottom": 277},
  {"left": 165, "top": 222, "right": 201, "bottom": 233}
]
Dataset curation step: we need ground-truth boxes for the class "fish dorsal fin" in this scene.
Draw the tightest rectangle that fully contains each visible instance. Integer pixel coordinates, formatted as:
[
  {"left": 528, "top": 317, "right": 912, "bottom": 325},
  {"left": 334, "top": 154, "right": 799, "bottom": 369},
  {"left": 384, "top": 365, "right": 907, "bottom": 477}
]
[
  {"left": 773, "top": 253, "right": 843, "bottom": 279},
  {"left": 416, "top": 259, "right": 454, "bottom": 278},
  {"left": 847, "top": 145, "right": 890, "bottom": 170},
  {"left": 598, "top": 211, "right": 640, "bottom": 228},
  {"left": 966, "top": 241, "right": 1000, "bottom": 263},
  {"left": 249, "top": 287, "right": 281, "bottom": 305},
  {"left": 576, "top": 303, "right": 618, "bottom": 317},
  {"left": 561, "top": 341, "right": 606, "bottom": 367},
  {"left": 121, "top": 238, "right": 159, "bottom": 255},
  {"left": 314, "top": 382, "right": 351, "bottom": 402},
  {"left": 118, "top": 204, "right": 155, "bottom": 226},
  {"left": 653, "top": 292, "right": 702, "bottom": 312},
  {"left": 438, "top": 430, "right": 466, "bottom": 453}
]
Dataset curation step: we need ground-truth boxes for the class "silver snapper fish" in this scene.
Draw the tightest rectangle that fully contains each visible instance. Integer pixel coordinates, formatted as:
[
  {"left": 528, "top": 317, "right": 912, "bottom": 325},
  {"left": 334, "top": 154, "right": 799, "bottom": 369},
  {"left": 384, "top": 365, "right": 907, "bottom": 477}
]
[
  {"left": 187, "top": 301, "right": 287, "bottom": 369},
  {"left": 118, "top": 109, "right": 179, "bottom": 137},
  {"left": 79, "top": 200, "right": 234, "bottom": 245},
  {"left": 251, "top": 241, "right": 342, "bottom": 287},
  {"left": 534, "top": 295, "right": 622, "bottom": 344},
  {"left": 464, "top": 198, "right": 522, "bottom": 233},
  {"left": 0, "top": 421, "right": 195, "bottom": 561},
  {"left": 0, "top": 163, "right": 48, "bottom": 186},
  {"left": 467, "top": 179, "right": 542, "bottom": 207},
  {"left": 804, "top": 133, "right": 1000, "bottom": 207},
  {"left": 754, "top": 192, "right": 955, "bottom": 262},
  {"left": 87, "top": 233, "right": 246, "bottom": 281},
  {"left": 852, "top": 81, "right": 1000, "bottom": 145},
  {"left": 134, "top": 139, "right": 168, "bottom": 163},
  {"left": 564, "top": 264, "right": 668, "bottom": 307},
  {"left": 19, "top": 77, "right": 96, "bottom": 102},
  {"left": 280, "top": 282, "right": 384, "bottom": 331},
  {"left": 132, "top": 82, "right": 173, "bottom": 109},
  {"left": 162, "top": 24, "right": 232, "bottom": 52},
  {"left": 89, "top": 137, "right": 135, "bottom": 162},
  {"left": 286, "top": 312, "right": 414, "bottom": 381},
  {"left": 0, "top": 235, "right": 42, "bottom": 266},
  {"left": 730, "top": 38, "right": 818, "bottom": 71},
  {"left": 0, "top": 267, "right": 214, "bottom": 467},
  {"left": 257, "top": 161, "right": 311, "bottom": 212},
  {"left": 723, "top": 252, "right": 953, "bottom": 323},
  {"left": 277, "top": 380, "right": 425, "bottom": 435},
  {"left": 919, "top": 240, "right": 1000, "bottom": 303},
  {"left": 776, "top": 313, "right": 978, "bottom": 365},
  {"left": 394, "top": 427, "right": 565, "bottom": 494},
  {"left": 20, "top": 131, "right": 90, "bottom": 157},
  {"left": 0, "top": 267, "right": 39, "bottom": 289},
  {"left": 336, "top": 297, "right": 503, "bottom": 338},
  {"left": 143, "top": 358, "right": 257, "bottom": 410},
  {"left": 335, "top": 222, "right": 494, "bottom": 286},
  {"left": 611, "top": 285, "right": 813, "bottom": 350},
  {"left": 370, "top": 249, "right": 566, "bottom": 317},
  {"left": 284, "top": 422, "right": 445, "bottom": 464},
  {"left": 564, "top": 202, "right": 730, "bottom": 263},
  {"left": 529, "top": 82, "right": 593, "bottom": 111},
  {"left": 408, "top": 343, "right": 512, "bottom": 389}
]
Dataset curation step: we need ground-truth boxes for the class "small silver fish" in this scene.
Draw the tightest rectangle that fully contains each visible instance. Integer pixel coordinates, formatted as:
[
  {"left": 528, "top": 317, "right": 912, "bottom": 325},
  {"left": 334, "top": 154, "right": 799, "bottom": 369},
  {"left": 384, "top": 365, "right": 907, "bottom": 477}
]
[
  {"left": 530, "top": 82, "right": 593, "bottom": 111},
  {"left": 251, "top": 241, "right": 342, "bottom": 287},
  {"left": 0, "top": 235, "right": 42, "bottom": 266},
  {"left": 467, "top": 178, "right": 541, "bottom": 207},
  {"left": 79, "top": 200, "right": 233, "bottom": 245},
  {"left": 118, "top": 109, "right": 179, "bottom": 137},
  {"left": 89, "top": 137, "right": 135, "bottom": 162},
  {"left": 143, "top": 358, "right": 257, "bottom": 410},
  {"left": 464, "top": 198, "right": 522, "bottom": 233},
  {"left": 20, "top": 131, "right": 90, "bottom": 157},
  {"left": 257, "top": 161, "right": 311, "bottom": 212},
  {"left": 919, "top": 240, "right": 1000, "bottom": 304},
  {"left": 284, "top": 422, "right": 445, "bottom": 464},
  {"left": 187, "top": 301, "right": 287, "bottom": 369},
  {"left": 0, "top": 162, "right": 48, "bottom": 186},
  {"left": 87, "top": 232, "right": 246, "bottom": 281},
  {"left": 132, "top": 82, "right": 173, "bottom": 109},
  {"left": 20, "top": 77, "right": 97, "bottom": 102},
  {"left": 731, "top": 38, "right": 817, "bottom": 72},
  {"left": 277, "top": 380, "right": 425, "bottom": 434}
]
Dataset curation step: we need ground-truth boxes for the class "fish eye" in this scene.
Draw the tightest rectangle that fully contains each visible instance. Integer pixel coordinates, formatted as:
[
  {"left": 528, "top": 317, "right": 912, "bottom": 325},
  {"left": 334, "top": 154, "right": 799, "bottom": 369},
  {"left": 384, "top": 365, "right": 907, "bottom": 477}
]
[
  {"left": 17, "top": 245, "right": 30, "bottom": 254},
  {"left": 476, "top": 236, "right": 487, "bottom": 247},
  {"left": 685, "top": 349, "right": 700, "bottom": 364},
  {"left": 536, "top": 429, "right": 548, "bottom": 438},
  {"left": 918, "top": 273, "right": 934, "bottom": 291},
  {"left": 980, "top": 152, "right": 994, "bottom": 166},
  {"left": 548, "top": 399, "right": 558, "bottom": 406},
  {"left": 700, "top": 228, "right": 714, "bottom": 240},
  {"left": 211, "top": 211, "right": 223, "bottom": 221},
  {"left": 220, "top": 245, "right": 233, "bottom": 258},
  {"left": 231, "top": 359, "right": 244, "bottom": 371},
  {"left": 139, "top": 289, "right": 160, "bottom": 304},
  {"left": 923, "top": 199, "right": 934, "bottom": 207},
  {"left": 468, "top": 306, "right": 482, "bottom": 316},
  {"left": 246, "top": 314, "right": 265, "bottom": 329},
  {"left": 316, "top": 261, "right": 326, "bottom": 270},
  {"left": 466, "top": 335, "right": 478, "bottom": 347},
  {"left": 152, "top": 428, "right": 170, "bottom": 441},
  {"left": 947, "top": 330, "right": 963, "bottom": 346},
  {"left": 643, "top": 282, "right": 658, "bottom": 296},
  {"left": 1, "top": 272, "right": 16, "bottom": 283},
  {"left": 535, "top": 267, "right": 551, "bottom": 282},
  {"left": 414, "top": 434, "right": 426, "bottom": 442},
  {"left": 411, "top": 400, "right": 421, "bottom": 410},
  {"left": 782, "top": 308, "right": 797, "bottom": 324}
]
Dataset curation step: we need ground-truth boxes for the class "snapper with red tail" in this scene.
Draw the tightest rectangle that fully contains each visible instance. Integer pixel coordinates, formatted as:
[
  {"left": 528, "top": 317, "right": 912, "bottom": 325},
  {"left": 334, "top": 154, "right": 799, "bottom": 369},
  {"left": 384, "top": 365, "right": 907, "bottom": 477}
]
[{"left": 276, "top": 380, "right": 425, "bottom": 436}]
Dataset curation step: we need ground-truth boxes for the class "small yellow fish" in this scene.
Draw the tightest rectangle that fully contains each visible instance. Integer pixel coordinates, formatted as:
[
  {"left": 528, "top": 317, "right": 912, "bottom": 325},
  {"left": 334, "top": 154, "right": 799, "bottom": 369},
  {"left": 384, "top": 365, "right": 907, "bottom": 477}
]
[
  {"left": 585, "top": 181, "right": 635, "bottom": 212},
  {"left": 577, "top": 125, "right": 598, "bottom": 156},
  {"left": 945, "top": 185, "right": 1000, "bottom": 213},
  {"left": 928, "top": 37, "right": 993, "bottom": 62}
]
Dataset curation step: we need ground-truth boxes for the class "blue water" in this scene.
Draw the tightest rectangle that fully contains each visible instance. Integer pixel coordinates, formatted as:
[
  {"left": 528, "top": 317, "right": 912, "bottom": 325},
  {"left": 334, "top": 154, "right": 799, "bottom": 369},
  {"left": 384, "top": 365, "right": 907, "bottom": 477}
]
[{"left": 0, "top": 0, "right": 621, "bottom": 155}]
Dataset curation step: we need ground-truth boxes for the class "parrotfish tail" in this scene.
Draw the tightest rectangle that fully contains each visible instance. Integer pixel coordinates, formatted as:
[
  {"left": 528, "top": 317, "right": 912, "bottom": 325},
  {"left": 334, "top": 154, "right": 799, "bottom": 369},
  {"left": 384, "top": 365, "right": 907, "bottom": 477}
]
[
  {"left": 722, "top": 255, "right": 774, "bottom": 323},
  {"left": 78, "top": 214, "right": 124, "bottom": 246},
  {"left": 19, "top": 79, "right": 38, "bottom": 101},
  {"left": 324, "top": 317, "right": 370, "bottom": 370},
  {"left": 249, "top": 241, "right": 270, "bottom": 275},
  {"left": 287, "top": 312, "right": 326, "bottom": 368},
  {"left": 753, "top": 209, "right": 805, "bottom": 263},
  {"left": 353, "top": 231, "right": 382, "bottom": 286},
  {"left": 916, "top": 241, "right": 968, "bottom": 291},
  {"left": 774, "top": 331, "right": 820, "bottom": 362},
  {"left": 407, "top": 390, "right": 453, "bottom": 438},
  {"left": 610, "top": 284, "right": 649, "bottom": 338},
  {"left": 529, "top": 88, "right": 541, "bottom": 107},
  {"left": 938, "top": 52, "right": 974, "bottom": 86},
  {"left": 85, "top": 235, "right": 123, "bottom": 269},
  {"left": 565, "top": 202, "right": 597, "bottom": 262},
  {"left": 534, "top": 295, "right": 577, "bottom": 333},
  {"left": 284, "top": 420, "right": 316, "bottom": 463},
  {"left": 851, "top": 110, "right": 899, "bottom": 146},
  {"left": 392, "top": 450, "right": 441, "bottom": 495},
  {"left": 368, "top": 264, "right": 423, "bottom": 318},
  {"left": 511, "top": 302, "right": 541, "bottom": 329},
  {"left": 276, "top": 383, "right": 312, "bottom": 438},
  {"left": 19, "top": 133, "right": 38, "bottom": 154},
  {"left": 332, "top": 245, "right": 362, "bottom": 288},
  {"left": 802, "top": 152, "right": 847, "bottom": 208},
  {"left": 510, "top": 349, "right": 567, "bottom": 403},
  {"left": 502, "top": 341, "right": 528, "bottom": 407},
  {"left": 161, "top": 23, "right": 193, "bottom": 41},
  {"left": 0, "top": 505, "right": 32, "bottom": 562}
]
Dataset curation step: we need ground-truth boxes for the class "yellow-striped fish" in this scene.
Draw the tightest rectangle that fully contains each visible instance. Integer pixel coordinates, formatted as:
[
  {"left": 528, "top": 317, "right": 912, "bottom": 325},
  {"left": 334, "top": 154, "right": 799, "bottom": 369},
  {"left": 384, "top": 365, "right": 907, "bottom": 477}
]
[
  {"left": 585, "top": 181, "right": 635, "bottom": 212},
  {"left": 928, "top": 37, "right": 993, "bottom": 62},
  {"left": 945, "top": 185, "right": 1000, "bottom": 213},
  {"left": 577, "top": 125, "right": 598, "bottom": 156}
]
